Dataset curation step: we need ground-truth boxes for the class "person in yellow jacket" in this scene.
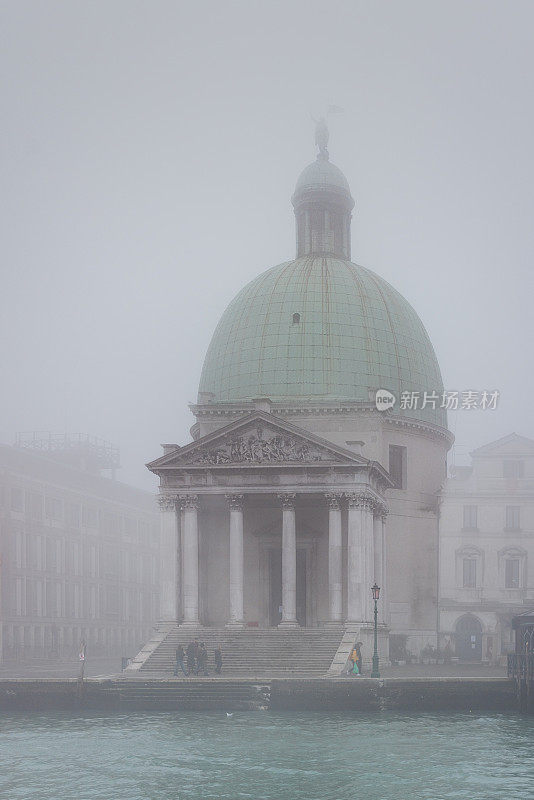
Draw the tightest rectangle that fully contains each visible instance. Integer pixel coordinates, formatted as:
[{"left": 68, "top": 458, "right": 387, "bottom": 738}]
[{"left": 347, "top": 642, "right": 362, "bottom": 676}]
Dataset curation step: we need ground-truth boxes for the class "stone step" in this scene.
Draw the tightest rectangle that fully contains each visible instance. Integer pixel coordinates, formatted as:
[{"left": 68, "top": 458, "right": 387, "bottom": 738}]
[
  {"left": 135, "top": 626, "right": 344, "bottom": 676},
  {"left": 105, "top": 679, "right": 269, "bottom": 709}
]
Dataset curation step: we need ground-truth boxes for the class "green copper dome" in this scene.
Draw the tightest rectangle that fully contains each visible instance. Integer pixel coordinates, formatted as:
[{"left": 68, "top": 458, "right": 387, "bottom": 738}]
[
  {"left": 198, "top": 255, "right": 446, "bottom": 427},
  {"left": 199, "top": 126, "right": 446, "bottom": 429}
]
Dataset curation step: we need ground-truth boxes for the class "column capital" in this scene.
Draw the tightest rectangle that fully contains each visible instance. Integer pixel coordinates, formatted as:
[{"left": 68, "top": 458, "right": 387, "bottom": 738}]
[
  {"left": 325, "top": 492, "right": 343, "bottom": 510},
  {"left": 345, "top": 491, "right": 373, "bottom": 509},
  {"left": 157, "top": 494, "right": 178, "bottom": 512},
  {"left": 277, "top": 492, "right": 296, "bottom": 509},
  {"left": 179, "top": 494, "right": 199, "bottom": 511},
  {"left": 225, "top": 493, "right": 244, "bottom": 511},
  {"left": 378, "top": 504, "right": 389, "bottom": 522}
]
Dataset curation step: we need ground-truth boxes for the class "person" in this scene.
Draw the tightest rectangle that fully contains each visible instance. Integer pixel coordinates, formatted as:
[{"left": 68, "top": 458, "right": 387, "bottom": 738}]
[
  {"left": 214, "top": 647, "right": 222, "bottom": 674},
  {"left": 186, "top": 641, "right": 196, "bottom": 675},
  {"left": 174, "top": 644, "right": 187, "bottom": 676},
  {"left": 192, "top": 639, "right": 201, "bottom": 673},
  {"left": 196, "top": 642, "right": 208, "bottom": 676},
  {"left": 348, "top": 642, "right": 363, "bottom": 677}
]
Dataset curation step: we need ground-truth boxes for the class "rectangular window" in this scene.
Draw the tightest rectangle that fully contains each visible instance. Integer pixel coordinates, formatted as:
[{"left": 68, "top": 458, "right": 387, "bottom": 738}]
[
  {"left": 73, "top": 584, "right": 80, "bottom": 618},
  {"left": 11, "top": 487, "right": 24, "bottom": 512},
  {"left": 389, "top": 445, "right": 407, "bottom": 489},
  {"left": 463, "top": 505, "right": 478, "bottom": 530},
  {"left": 45, "top": 538, "right": 56, "bottom": 571},
  {"left": 90, "top": 545, "right": 97, "bottom": 578},
  {"left": 32, "top": 536, "right": 43, "bottom": 570},
  {"left": 55, "top": 540, "right": 63, "bottom": 574},
  {"left": 82, "top": 506, "right": 98, "bottom": 528},
  {"left": 505, "top": 506, "right": 521, "bottom": 531},
  {"left": 29, "top": 492, "right": 43, "bottom": 521},
  {"left": 103, "top": 545, "right": 119, "bottom": 577},
  {"left": 45, "top": 497, "right": 63, "bottom": 520},
  {"left": 66, "top": 503, "right": 81, "bottom": 528},
  {"left": 505, "top": 559, "right": 520, "bottom": 589},
  {"left": 503, "top": 460, "right": 524, "bottom": 479},
  {"left": 90, "top": 586, "right": 97, "bottom": 619},
  {"left": 15, "top": 578, "right": 23, "bottom": 615},
  {"left": 71, "top": 541, "right": 81, "bottom": 576},
  {"left": 463, "top": 558, "right": 477, "bottom": 588},
  {"left": 15, "top": 532, "right": 24, "bottom": 568},
  {"left": 56, "top": 583, "right": 62, "bottom": 617},
  {"left": 105, "top": 587, "right": 120, "bottom": 616},
  {"left": 123, "top": 517, "right": 136, "bottom": 540},
  {"left": 46, "top": 581, "right": 56, "bottom": 617},
  {"left": 36, "top": 581, "right": 43, "bottom": 617}
]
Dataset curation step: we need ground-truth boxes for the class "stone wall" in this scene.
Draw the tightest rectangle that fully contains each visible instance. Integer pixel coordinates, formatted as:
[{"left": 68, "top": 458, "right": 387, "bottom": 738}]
[{"left": 0, "top": 677, "right": 517, "bottom": 714}]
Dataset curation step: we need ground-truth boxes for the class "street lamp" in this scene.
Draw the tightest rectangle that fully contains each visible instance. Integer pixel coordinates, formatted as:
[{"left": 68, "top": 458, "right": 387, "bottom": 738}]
[{"left": 371, "top": 583, "right": 380, "bottom": 678}]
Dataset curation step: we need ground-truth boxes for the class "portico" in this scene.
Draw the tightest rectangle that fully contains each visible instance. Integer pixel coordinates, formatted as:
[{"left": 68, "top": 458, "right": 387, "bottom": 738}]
[{"left": 150, "top": 411, "right": 391, "bottom": 631}]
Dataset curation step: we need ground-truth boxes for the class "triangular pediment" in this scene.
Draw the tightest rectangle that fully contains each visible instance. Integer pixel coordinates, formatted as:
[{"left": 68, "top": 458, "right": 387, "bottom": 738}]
[
  {"left": 147, "top": 411, "right": 368, "bottom": 471},
  {"left": 471, "top": 433, "right": 534, "bottom": 458}
]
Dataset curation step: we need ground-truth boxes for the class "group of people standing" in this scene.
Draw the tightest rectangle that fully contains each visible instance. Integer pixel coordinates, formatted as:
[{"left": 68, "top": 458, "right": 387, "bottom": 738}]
[{"left": 174, "top": 640, "right": 223, "bottom": 677}]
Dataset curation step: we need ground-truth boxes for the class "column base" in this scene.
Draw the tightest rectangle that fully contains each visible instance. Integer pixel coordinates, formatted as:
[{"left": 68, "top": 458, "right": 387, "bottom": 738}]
[
  {"left": 344, "top": 620, "right": 368, "bottom": 632},
  {"left": 225, "top": 621, "right": 245, "bottom": 629},
  {"left": 278, "top": 620, "right": 300, "bottom": 629},
  {"left": 156, "top": 620, "right": 180, "bottom": 633},
  {"left": 179, "top": 620, "right": 202, "bottom": 629},
  {"left": 324, "top": 620, "right": 344, "bottom": 628}
]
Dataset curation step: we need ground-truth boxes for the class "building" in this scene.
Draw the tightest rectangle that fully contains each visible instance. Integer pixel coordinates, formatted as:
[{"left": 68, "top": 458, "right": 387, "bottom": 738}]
[
  {"left": 439, "top": 433, "right": 534, "bottom": 664},
  {"left": 0, "top": 434, "right": 160, "bottom": 664},
  {"left": 134, "top": 125, "right": 454, "bottom": 673}
]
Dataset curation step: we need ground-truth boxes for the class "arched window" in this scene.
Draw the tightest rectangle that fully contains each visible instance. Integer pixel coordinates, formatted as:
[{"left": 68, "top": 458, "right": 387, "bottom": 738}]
[{"left": 292, "top": 312, "right": 301, "bottom": 324}]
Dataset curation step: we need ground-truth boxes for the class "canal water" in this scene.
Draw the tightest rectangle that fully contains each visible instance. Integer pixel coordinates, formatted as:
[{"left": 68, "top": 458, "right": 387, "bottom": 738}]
[{"left": 0, "top": 710, "right": 533, "bottom": 800}]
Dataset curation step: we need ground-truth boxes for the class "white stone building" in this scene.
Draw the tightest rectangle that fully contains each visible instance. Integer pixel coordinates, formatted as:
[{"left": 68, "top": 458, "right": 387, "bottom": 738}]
[
  {"left": 0, "top": 436, "right": 160, "bottom": 664},
  {"left": 439, "top": 433, "right": 534, "bottom": 663},
  {"left": 133, "top": 127, "right": 454, "bottom": 675}
]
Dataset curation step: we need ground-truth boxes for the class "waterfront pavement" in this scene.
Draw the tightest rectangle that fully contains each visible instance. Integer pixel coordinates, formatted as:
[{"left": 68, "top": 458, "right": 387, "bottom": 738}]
[
  {"left": 0, "top": 657, "right": 123, "bottom": 680},
  {"left": 0, "top": 660, "right": 507, "bottom": 680}
]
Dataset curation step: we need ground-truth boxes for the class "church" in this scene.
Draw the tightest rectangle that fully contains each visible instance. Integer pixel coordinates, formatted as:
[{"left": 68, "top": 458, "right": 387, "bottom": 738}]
[{"left": 131, "top": 125, "right": 454, "bottom": 674}]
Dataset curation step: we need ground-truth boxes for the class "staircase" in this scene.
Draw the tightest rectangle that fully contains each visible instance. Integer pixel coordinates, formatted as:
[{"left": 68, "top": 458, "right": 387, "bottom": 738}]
[
  {"left": 129, "top": 627, "right": 344, "bottom": 677},
  {"left": 105, "top": 678, "right": 270, "bottom": 710}
]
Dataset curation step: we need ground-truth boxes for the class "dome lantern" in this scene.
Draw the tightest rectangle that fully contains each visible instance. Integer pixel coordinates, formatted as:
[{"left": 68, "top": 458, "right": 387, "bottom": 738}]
[{"left": 291, "top": 119, "right": 355, "bottom": 260}]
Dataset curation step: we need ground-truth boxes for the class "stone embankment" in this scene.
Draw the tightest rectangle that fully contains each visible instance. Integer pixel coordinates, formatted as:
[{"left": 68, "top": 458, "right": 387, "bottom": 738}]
[{"left": 0, "top": 676, "right": 518, "bottom": 713}]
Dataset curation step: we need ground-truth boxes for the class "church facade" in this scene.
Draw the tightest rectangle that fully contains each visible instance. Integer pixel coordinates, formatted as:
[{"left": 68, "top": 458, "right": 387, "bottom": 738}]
[{"left": 148, "top": 130, "right": 453, "bottom": 661}]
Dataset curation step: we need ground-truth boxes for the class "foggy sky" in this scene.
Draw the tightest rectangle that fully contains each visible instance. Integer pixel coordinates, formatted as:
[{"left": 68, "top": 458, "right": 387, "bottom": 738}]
[{"left": 1, "top": 0, "right": 533, "bottom": 490}]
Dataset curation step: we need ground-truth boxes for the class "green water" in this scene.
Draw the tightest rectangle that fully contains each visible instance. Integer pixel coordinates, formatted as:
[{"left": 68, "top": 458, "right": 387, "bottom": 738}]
[{"left": 0, "top": 711, "right": 533, "bottom": 800}]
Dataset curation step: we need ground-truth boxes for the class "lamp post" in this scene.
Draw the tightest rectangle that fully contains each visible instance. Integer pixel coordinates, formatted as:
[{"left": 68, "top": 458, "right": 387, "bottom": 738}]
[{"left": 371, "top": 583, "right": 380, "bottom": 678}]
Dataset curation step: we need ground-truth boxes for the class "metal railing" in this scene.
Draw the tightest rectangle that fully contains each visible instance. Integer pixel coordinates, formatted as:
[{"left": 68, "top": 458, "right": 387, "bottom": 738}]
[{"left": 508, "top": 653, "right": 534, "bottom": 682}]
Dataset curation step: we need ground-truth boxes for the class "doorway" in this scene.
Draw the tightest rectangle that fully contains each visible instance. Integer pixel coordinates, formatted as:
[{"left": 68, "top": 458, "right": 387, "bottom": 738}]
[
  {"left": 268, "top": 548, "right": 307, "bottom": 627},
  {"left": 455, "top": 614, "right": 483, "bottom": 661}
]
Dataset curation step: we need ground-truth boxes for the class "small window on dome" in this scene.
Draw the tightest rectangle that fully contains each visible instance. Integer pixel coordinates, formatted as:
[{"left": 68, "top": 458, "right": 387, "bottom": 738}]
[{"left": 292, "top": 313, "right": 301, "bottom": 324}]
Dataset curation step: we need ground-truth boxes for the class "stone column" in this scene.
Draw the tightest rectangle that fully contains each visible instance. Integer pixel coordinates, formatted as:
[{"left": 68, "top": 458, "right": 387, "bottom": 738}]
[
  {"left": 226, "top": 494, "right": 245, "bottom": 628},
  {"left": 180, "top": 494, "right": 200, "bottom": 627},
  {"left": 278, "top": 493, "right": 298, "bottom": 628},
  {"left": 346, "top": 493, "right": 364, "bottom": 625},
  {"left": 326, "top": 493, "right": 343, "bottom": 624},
  {"left": 157, "top": 495, "right": 179, "bottom": 624},
  {"left": 362, "top": 498, "right": 375, "bottom": 622},
  {"left": 374, "top": 510, "right": 388, "bottom": 624},
  {"left": 345, "top": 493, "right": 375, "bottom": 622}
]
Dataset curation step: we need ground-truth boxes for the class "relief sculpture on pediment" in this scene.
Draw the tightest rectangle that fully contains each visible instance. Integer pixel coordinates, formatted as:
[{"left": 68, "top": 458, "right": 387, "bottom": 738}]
[{"left": 188, "top": 429, "right": 330, "bottom": 465}]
